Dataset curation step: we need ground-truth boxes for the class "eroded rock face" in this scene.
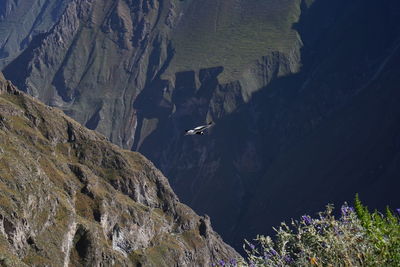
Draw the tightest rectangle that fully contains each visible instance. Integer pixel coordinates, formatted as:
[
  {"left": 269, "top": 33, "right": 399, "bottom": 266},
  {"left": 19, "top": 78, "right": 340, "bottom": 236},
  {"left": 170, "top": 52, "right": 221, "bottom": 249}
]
[
  {"left": 0, "top": 0, "right": 68, "bottom": 69},
  {"left": 0, "top": 76, "right": 239, "bottom": 266}
]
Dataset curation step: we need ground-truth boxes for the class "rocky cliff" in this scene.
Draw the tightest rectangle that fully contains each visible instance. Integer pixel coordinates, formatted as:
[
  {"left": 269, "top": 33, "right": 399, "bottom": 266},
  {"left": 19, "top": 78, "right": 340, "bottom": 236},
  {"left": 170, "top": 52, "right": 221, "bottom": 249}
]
[{"left": 0, "top": 74, "right": 239, "bottom": 266}]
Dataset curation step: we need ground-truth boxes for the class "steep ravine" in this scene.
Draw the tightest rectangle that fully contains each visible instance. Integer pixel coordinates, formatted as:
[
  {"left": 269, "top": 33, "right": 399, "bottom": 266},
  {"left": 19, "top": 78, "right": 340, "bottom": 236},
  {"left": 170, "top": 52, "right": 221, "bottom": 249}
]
[
  {"left": 135, "top": 47, "right": 304, "bottom": 248},
  {"left": 0, "top": 74, "right": 239, "bottom": 266}
]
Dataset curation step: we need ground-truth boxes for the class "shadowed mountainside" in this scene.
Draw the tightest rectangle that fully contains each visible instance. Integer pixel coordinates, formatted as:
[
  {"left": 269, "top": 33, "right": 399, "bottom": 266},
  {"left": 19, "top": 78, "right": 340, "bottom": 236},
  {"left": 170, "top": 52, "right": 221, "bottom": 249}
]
[{"left": 137, "top": 0, "right": 400, "bottom": 249}]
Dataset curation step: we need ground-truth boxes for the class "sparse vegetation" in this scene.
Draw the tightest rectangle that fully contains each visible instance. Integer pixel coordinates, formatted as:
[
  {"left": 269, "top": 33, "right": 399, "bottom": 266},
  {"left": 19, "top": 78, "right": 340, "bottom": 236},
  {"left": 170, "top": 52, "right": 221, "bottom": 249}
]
[
  {"left": 167, "top": 0, "right": 302, "bottom": 82},
  {"left": 216, "top": 196, "right": 400, "bottom": 266}
]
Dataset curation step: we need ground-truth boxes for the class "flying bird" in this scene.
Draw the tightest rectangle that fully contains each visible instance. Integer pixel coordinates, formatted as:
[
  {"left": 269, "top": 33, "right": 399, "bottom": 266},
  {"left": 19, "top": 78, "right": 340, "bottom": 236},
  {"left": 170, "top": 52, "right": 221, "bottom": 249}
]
[{"left": 184, "top": 122, "right": 214, "bottom": 135}]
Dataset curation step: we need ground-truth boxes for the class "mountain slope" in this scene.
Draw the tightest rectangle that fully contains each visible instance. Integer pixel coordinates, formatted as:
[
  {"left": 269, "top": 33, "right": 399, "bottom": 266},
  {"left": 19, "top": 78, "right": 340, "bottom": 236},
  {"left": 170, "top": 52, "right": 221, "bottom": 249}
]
[
  {"left": 165, "top": 0, "right": 302, "bottom": 82},
  {"left": 0, "top": 74, "right": 238, "bottom": 266},
  {"left": 2, "top": 0, "right": 400, "bottom": 254}
]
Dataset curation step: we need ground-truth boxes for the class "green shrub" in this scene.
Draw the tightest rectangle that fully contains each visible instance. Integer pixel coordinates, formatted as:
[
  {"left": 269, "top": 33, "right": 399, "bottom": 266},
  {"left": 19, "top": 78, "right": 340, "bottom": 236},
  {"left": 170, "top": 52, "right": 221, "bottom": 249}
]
[
  {"left": 215, "top": 196, "right": 399, "bottom": 266},
  {"left": 354, "top": 194, "right": 400, "bottom": 266}
]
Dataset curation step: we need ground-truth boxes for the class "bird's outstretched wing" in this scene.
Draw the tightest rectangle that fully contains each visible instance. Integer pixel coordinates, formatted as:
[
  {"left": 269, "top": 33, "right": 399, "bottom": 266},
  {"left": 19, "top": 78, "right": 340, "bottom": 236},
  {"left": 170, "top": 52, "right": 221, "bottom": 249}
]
[
  {"left": 194, "top": 125, "right": 206, "bottom": 131},
  {"left": 194, "top": 122, "right": 213, "bottom": 131}
]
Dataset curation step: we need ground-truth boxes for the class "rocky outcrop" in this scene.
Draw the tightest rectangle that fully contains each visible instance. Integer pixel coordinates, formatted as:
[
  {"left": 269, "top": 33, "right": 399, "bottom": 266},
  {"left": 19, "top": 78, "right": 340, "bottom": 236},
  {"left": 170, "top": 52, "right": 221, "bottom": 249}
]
[{"left": 0, "top": 75, "right": 239, "bottom": 266}]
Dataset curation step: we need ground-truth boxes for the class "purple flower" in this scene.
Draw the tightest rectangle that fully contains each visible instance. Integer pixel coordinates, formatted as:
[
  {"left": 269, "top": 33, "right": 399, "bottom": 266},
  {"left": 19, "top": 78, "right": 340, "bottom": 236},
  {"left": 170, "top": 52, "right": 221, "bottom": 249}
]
[
  {"left": 270, "top": 249, "right": 278, "bottom": 256},
  {"left": 341, "top": 205, "right": 354, "bottom": 216},
  {"left": 334, "top": 226, "right": 343, "bottom": 235},
  {"left": 219, "top": 259, "right": 225, "bottom": 266},
  {"left": 283, "top": 255, "right": 293, "bottom": 264},
  {"left": 249, "top": 262, "right": 255, "bottom": 267},
  {"left": 315, "top": 224, "right": 323, "bottom": 234},
  {"left": 229, "top": 259, "right": 237, "bottom": 266},
  {"left": 302, "top": 215, "right": 313, "bottom": 225},
  {"left": 249, "top": 243, "right": 255, "bottom": 250},
  {"left": 396, "top": 208, "right": 400, "bottom": 216}
]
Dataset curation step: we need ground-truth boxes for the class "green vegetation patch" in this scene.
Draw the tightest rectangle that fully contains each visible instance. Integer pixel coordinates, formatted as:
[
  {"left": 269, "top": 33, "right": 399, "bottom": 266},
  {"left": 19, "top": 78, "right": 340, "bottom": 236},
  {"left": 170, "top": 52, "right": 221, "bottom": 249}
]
[
  {"left": 129, "top": 235, "right": 183, "bottom": 266},
  {"left": 166, "top": 0, "right": 301, "bottom": 82},
  {"left": 0, "top": 94, "right": 25, "bottom": 109}
]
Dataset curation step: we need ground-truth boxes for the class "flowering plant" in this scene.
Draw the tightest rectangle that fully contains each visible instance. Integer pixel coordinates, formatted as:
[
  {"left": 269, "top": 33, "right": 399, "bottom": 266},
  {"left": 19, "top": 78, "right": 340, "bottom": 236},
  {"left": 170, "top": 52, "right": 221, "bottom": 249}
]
[{"left": 215, "top": 195, "right": 399, "bottom": 266}]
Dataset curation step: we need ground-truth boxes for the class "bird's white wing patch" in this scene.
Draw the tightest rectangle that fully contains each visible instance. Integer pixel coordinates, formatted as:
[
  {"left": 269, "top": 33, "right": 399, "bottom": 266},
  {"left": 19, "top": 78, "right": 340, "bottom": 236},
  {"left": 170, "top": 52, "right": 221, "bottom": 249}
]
[{"left": 194, "top": 125, "right": 205, "bottom": 131}]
